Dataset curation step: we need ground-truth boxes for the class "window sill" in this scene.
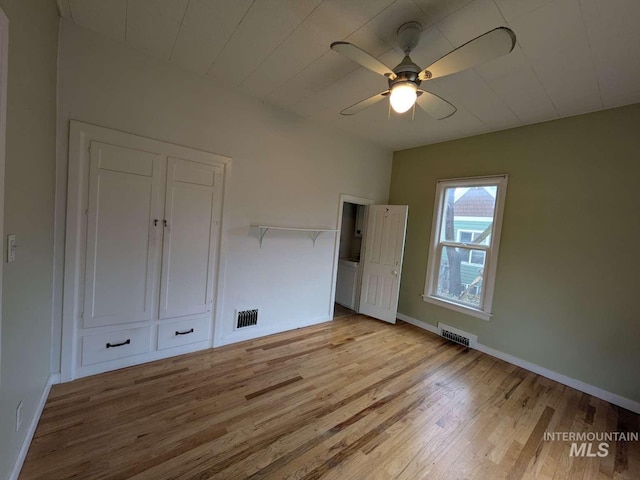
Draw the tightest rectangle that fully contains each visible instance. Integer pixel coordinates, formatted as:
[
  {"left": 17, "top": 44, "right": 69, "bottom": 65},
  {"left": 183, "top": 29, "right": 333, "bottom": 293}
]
[{"left": 421, "top": 294, "right": 492, "bottom": 321}]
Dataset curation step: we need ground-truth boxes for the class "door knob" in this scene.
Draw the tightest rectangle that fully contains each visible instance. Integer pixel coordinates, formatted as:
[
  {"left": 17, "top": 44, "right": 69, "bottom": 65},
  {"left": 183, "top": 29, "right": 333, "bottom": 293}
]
[{"left": 392, "top": 270, "right": 398, "bottom": 276}]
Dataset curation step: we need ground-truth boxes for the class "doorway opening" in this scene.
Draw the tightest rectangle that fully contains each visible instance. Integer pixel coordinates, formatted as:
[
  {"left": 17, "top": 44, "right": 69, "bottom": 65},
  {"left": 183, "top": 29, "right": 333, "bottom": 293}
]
[
  {"left": 332, "top": 195, "right": 373, "bottom": 319},
  {"left": 331, "top": 196, "right": 409, "bottom": 325}
]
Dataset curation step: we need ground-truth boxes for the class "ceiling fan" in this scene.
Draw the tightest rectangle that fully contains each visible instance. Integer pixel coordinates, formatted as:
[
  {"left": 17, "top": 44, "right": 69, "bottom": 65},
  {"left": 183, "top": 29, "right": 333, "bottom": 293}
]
[{"left": 330, "top": 22, "right": 516, "bottom": 118}]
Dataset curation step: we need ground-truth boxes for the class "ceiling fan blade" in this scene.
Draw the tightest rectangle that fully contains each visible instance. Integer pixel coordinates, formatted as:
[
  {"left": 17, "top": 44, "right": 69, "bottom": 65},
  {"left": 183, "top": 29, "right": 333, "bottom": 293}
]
[
  {"left": 416, "top": 90, "right": 457, "bottom": 119},
  {"left": 419, "top": 27, "right": 516, "bottom": 81},
  {"left": 331, "top": 42, "right": 397, "bottom": 80},
  {"left": 340, "top": 90, "right": 389, "bottom": 116}
]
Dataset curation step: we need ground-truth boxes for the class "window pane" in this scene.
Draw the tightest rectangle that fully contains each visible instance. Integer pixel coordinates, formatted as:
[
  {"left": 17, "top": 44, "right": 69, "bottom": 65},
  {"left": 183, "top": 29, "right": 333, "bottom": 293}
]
[
  {"left": 459, "top": 231, "right": 473, "bottom": 243},
  {"left": 469, "top": 250, "right": 486, "bottom": 266},
  {"left": 436, "top": 247, "right": 486, "bottom": 308},
  {"left": 440, "top": 186, "right": 497, "bottom": 244}
]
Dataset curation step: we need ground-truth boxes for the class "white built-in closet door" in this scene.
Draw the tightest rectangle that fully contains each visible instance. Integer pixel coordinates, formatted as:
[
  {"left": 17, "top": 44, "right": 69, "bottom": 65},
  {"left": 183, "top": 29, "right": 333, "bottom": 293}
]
[
  {"left": 83, "top": 142, "right": 163, "bottom": 328},
  {"left": 158, "top": 157, "right": 221, "bottom": 319}
]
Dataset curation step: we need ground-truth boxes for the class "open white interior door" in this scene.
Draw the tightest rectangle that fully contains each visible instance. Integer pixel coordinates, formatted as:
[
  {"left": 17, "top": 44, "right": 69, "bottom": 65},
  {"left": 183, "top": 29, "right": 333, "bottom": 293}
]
[{"left": 358, "top": 205, "right": 408, "bottom": 324}]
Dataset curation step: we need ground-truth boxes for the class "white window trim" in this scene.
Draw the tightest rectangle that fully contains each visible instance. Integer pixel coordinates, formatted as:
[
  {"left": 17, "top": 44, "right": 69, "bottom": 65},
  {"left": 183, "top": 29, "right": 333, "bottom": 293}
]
[{"left": 422, "top": 175, "right": 508, "bottom": 321}]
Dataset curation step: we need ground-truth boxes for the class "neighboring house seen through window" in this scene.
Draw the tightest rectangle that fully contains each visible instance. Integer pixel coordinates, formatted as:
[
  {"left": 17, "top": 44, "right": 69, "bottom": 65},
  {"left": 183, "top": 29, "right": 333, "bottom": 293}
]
[
  {"left": 423, "top": 175, "right": 508, "bottom": 320},
  {"left": 456, "top": 230, "right": 487, "bottom": 265}
]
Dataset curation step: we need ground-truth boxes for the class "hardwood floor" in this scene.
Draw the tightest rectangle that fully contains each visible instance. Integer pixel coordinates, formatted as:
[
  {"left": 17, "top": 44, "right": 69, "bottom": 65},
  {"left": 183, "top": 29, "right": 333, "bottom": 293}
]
[
  {"left": 20, "top": 316, "right": 639, "bottom": 479},
  {"left": 333, "top": 303, "right": 355, "bottom": 319}
]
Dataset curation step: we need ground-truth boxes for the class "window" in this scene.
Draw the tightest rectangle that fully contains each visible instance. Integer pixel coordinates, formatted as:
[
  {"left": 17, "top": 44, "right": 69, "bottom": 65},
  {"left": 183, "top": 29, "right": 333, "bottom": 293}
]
[{"left": 423, "top": 175, "right": 508, "bottom": 320}]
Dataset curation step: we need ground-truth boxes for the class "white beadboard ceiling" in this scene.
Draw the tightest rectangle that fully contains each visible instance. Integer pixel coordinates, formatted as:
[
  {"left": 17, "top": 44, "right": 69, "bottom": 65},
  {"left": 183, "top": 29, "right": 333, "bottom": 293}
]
[{"left": 57, "top": 0, "right": 640, "bottom": 150}]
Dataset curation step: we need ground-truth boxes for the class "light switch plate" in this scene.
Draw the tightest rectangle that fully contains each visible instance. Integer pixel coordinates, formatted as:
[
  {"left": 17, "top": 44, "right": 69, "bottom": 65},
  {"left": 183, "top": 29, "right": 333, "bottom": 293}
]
[{"left": 7, "top": 234, "right": 16, "bottom": 263}]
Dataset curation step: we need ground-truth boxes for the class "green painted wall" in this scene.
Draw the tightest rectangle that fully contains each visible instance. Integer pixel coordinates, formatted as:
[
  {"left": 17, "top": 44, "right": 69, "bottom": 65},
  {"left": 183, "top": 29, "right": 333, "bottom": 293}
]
[{"left": 390, "top": 103, "right": 640, "bottom": 403}]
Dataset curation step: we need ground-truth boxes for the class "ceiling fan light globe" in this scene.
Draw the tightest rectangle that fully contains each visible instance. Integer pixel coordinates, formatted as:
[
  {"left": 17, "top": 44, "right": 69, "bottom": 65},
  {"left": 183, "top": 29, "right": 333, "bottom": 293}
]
[{"left": 389, "top": 83, "right": 417, "bottom": 113}]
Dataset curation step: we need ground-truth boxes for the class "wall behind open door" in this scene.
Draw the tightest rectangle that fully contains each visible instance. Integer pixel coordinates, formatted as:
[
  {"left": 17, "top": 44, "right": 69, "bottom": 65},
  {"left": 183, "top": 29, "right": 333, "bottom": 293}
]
[
  {"left": 0, "top": 1, "right": 59, "bottom": 478},
  {"left": 0, "top": 4, "right": 7, "bottom": 389},
  {"left": 359, "top": 205, "right": 408, "bottom": 324}
]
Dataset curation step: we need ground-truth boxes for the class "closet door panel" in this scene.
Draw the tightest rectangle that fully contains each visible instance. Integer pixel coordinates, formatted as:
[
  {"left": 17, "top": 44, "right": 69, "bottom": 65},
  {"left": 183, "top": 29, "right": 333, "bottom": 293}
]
[
  {"left": 83, "top": 142, "right": 163, "bottom": 328},
  {"left": 159, "top": 158, "right": 220, "bottom": 319}
]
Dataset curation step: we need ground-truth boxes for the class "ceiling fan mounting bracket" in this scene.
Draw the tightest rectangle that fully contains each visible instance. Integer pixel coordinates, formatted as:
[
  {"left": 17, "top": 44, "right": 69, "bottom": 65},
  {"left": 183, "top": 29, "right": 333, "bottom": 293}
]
[{"left": 397, "top": 21, "right": 422, "bottom": 54}]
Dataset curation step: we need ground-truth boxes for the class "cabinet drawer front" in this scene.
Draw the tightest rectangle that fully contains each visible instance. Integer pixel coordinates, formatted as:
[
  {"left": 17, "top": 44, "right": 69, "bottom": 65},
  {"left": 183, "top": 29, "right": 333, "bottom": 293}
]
[
  {"left": 81, "top": 327, "right": 151, "bottom": 366},
  {"left": 157, "top": 317, "right": 210, "bottom": 350}
]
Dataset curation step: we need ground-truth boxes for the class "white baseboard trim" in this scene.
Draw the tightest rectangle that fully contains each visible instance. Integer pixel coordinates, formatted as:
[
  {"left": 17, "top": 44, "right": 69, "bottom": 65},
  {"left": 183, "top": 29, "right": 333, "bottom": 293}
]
[
  {"left": 9, "top": 373, "right": 55, "bottom": 480},
  {"left": 397, "top": 312, "right": 640, "bottom": 414},
  {"left": 397, "top": 313, "right": 439, "bottom": 334}
]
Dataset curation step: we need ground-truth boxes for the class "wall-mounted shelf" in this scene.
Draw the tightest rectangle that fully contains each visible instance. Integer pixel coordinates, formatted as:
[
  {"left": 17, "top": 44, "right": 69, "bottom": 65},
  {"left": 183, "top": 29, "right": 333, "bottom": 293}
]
[{"left": 253, "top": 225, "right": 338, "bottom": 248}]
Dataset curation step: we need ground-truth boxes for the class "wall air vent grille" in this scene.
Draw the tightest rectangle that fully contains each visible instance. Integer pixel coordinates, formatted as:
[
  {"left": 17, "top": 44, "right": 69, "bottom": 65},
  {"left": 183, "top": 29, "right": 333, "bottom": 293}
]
[
  {"left": 441, "top": 329, "right": 470, "bottom": 347},
  {"left": 437, "top": 323, "right": 477, "bottom": 349},
  {"left": 236, "top": 309, "right": 258, "bottom": 329}
]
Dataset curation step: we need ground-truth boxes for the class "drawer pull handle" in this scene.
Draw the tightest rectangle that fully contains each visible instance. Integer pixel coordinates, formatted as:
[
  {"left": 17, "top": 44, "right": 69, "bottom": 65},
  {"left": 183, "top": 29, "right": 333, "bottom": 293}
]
[
  {"left": 106, "top": 339, "right": 131, "bottom": 348},
  {"left": 175, "top": 328, "right": 194, "bottom": 336}
]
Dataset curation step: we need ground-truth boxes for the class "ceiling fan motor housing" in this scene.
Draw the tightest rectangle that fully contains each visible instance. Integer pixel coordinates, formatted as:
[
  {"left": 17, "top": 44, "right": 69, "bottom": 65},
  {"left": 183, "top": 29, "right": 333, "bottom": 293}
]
[{"left": 389, "top": 56, "right": 422, "bottom": 90}]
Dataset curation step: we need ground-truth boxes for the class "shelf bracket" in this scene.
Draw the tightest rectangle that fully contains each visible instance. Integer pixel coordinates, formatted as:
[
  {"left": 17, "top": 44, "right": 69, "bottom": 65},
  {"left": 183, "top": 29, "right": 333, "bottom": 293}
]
[
  {"left": 258, "top": 227, "right": 269, "bottom": 248},
  {"left": 311, "top": 231, "right": 322, "bottom": 247}
]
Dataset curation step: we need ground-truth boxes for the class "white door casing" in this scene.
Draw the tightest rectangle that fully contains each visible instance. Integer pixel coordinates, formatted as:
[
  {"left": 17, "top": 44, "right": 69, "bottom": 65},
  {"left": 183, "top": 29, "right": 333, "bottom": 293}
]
[{"left": 359, "top": 205, "right": 408, "bottom": 324}]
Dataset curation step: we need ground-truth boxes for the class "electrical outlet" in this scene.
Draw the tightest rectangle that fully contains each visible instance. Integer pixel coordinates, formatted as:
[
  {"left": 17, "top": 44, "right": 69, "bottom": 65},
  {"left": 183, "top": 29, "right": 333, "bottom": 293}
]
[{"left": 16, "top": 401, "right": 23, "bottom": 431}]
